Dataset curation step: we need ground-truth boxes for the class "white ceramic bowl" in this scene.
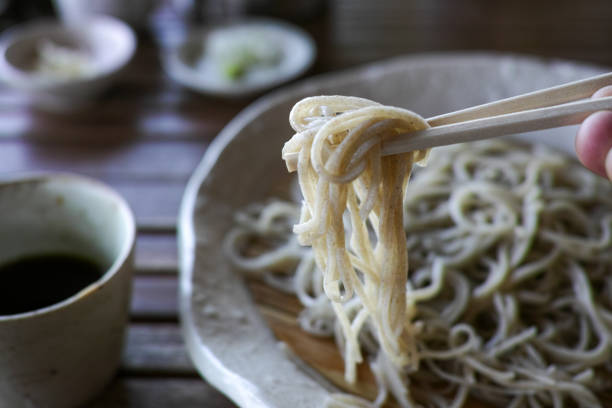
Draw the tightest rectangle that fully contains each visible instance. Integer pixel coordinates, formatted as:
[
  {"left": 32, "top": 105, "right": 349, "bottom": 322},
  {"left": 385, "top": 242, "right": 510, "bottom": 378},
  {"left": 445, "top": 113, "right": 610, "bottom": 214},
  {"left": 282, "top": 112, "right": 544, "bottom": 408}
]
[
  {"left": 162, "top": 19, "right": 316, "bottom": 98},
  {"left": 178, "top": 53, "right": 608, "bottom": 408},
  {"left": 0, "top": 172, "right": 135, "bottom": 408},
  {"left": 0, "top": 16, "right": 136, "bottom": 111},
  {"left": 53, "top": 0, "right": 155, "bottom": 28}
]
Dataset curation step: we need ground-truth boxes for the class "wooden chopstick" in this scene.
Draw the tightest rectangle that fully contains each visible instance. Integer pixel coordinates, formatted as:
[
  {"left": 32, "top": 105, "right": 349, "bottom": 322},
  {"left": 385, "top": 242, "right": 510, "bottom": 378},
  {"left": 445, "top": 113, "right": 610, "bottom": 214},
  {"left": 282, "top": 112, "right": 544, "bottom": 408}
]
[
  {"left": 427, "top": 72, "right": 612, "bottom": 126},
  {"left": 282, "top": 73, "right": 611, "bottom": 168},
  {"left": 381, "top": 72, "right": 612, "bottom": 156},
  {"left": 381, "top": 96, "right": 612, "bottom": 155}
]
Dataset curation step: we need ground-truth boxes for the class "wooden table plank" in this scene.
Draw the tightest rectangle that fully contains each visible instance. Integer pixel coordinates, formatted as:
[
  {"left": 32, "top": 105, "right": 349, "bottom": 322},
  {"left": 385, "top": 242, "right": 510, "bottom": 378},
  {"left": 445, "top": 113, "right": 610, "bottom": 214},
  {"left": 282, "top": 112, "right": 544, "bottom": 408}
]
[
  {"left": 0, "top": 89, "right": 248, "bottom": 130},
  {"left": 88, "top": 377, "right": 235, "bottom": 408},
  {"left": 131, "top": 275, "right": 179, "bottom": 321},
  {"left": 136, "top": 233, "right": 178, "bottom": 275},
  {"left": 0, "top": 140, "right": 206, "bottom": 180},
  {"left": 325, "top": 0, "right": 612, "bottom": 69},
  {"left": 0, "top": 110, "right": 219, "bottom": 142},
  {"left": 111, "top": 181, "right": 185, "bottom": 227},
  {"left": 122, "top": 323, "right": 195, "bottom": 375}
]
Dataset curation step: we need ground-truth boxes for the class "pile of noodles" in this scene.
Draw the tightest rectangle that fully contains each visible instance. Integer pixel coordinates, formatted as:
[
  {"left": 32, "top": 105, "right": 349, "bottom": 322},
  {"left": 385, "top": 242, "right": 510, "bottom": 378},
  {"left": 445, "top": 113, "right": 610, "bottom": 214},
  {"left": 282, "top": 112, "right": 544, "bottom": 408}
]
[{"left": 225, "top": 96, "right": 612, "bottom": 408}]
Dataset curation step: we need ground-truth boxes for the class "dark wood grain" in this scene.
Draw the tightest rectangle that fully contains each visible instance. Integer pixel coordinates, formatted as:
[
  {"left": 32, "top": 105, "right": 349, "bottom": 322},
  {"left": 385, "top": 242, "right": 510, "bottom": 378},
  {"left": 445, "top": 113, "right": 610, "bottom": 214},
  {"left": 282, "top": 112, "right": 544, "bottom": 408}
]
[
  {"left": 131, "top": 276, "right": 178, "bottom": 321},
  {"left": 0, "top": 140, "right": 205, "bottom": 180},
  {"left": 88, "top": 378, "right": 235, "bottom": 408},
  {"left": 122, "top": 323, "right": 195, "bottom": 375},
  {"left": 2, "top": 0, "right": 611, "bottom": 407},
  {"left": 136, "top": 233, "right": 178, "bottom": 274},
  {"left": 324, "top": 0, "right": 612, "bottom": 70},
  {"left": 0, "top": 101, "right": 242, "bottom": 142}
]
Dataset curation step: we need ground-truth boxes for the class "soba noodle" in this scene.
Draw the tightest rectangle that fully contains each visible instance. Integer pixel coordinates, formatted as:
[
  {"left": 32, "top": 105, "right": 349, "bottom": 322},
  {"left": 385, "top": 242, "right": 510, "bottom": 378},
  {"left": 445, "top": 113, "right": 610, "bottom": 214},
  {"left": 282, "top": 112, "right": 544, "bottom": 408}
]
[{"left": 225, "top": 96, "right": 612, "bottom": 407}]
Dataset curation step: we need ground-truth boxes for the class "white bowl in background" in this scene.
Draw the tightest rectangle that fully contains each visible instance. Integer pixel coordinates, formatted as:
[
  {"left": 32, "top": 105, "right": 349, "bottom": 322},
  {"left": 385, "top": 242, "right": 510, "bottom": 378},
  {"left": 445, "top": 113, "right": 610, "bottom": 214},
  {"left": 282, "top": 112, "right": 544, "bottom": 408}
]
[
  {"left": 0, "top": 16, "right": 136, "bottom": 112},
  {"left": 53, "top": 0, "right": 155, "bottom": 28},
  {"left": 162, "top": 18, "right": 316, "bottom": 98}
]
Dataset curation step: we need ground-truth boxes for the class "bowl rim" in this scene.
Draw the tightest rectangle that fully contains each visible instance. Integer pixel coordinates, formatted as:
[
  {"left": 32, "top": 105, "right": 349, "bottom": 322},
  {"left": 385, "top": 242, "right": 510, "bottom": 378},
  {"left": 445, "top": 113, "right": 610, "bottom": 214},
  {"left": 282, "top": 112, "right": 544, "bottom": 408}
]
[{"left": 0, "top": 15, "right": 137, "bottom": 90}]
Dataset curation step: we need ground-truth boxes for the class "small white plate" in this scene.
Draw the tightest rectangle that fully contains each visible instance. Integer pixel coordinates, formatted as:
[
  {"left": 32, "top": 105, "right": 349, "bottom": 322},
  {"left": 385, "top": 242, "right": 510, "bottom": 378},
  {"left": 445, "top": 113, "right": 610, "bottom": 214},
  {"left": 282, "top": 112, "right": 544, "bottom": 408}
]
[
  {"left": 178, "top": 54, "right": 607, "bottom": 408},
  {"left": 162, "top": 19, "right": 316, "bottom": 98}
]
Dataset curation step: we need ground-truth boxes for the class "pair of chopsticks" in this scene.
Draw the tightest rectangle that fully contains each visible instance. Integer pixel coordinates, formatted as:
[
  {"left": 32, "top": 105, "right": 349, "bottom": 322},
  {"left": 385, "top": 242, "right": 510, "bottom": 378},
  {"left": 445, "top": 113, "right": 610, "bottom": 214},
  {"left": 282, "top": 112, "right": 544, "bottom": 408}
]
[{"left": 381, "top": 72, "right": 612, "bottom": 155}]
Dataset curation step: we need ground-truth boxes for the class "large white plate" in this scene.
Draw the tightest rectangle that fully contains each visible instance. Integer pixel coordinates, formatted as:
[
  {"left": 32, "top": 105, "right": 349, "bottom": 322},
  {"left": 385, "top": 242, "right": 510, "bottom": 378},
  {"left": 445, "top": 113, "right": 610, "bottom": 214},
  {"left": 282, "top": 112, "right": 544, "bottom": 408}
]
[{"left": 178, "top": 54, "right": 607, "bottom": 408}]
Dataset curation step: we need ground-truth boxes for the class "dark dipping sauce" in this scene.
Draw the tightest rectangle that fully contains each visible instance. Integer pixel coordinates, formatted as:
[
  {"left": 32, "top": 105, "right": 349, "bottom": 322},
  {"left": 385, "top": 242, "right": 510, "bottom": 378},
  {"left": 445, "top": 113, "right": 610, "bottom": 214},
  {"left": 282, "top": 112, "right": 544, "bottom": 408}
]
[{"left": 0, "top": 253, "right": 104, "bottom": 316}]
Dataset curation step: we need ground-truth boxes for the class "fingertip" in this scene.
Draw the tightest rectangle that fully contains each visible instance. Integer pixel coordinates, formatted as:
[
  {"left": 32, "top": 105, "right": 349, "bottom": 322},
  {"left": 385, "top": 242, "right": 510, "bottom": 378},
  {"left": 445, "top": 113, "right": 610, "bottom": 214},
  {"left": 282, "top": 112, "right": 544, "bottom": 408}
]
[
  {"left": 607, "top": 148, "right": 612, "bottom": 181},
  {"left": 592, "top": 85, "right": 612, "bottom": 99},
  {"left": 575, "top": 111, "right": 612, "bottom": 178}
]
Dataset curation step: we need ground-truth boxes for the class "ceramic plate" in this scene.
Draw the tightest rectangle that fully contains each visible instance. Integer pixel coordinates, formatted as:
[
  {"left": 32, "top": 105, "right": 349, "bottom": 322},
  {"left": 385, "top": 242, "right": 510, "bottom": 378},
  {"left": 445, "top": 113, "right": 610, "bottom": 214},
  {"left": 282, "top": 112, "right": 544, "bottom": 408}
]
[
  {"left": 162, "top": 18, "right": 316, "bottom": 98},
  {"left": 178, "top": 53, "right": 607, "bottom": 408}
]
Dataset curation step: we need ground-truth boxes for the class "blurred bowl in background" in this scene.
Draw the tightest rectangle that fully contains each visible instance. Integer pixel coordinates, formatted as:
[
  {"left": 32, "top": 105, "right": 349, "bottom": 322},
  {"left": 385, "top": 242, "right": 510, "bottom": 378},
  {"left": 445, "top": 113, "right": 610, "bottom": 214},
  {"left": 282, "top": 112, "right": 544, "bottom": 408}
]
[
  {"left": 162, "top": 18, "right": 316, "bottom": 98},
  {"left": 0, "top": 15, "right": 136, "bottom": 112},
  {"left": 53, "top": 0, "right": 155, "bottom": 28}
]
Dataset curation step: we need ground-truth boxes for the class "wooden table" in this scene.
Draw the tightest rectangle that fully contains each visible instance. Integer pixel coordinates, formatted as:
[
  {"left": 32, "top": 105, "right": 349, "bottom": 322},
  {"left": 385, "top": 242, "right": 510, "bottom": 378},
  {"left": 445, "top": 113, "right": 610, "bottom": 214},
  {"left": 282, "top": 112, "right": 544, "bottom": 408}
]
[{"left": 1, "top": 1, "right": 610, "bottom": 407}]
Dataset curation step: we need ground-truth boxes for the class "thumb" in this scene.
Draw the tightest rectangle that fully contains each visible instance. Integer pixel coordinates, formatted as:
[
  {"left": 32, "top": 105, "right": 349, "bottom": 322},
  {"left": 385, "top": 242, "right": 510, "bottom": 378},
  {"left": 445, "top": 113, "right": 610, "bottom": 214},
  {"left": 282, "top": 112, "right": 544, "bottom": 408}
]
[{"left": 575, "top": 85, "right": 612, "bottom": 180}]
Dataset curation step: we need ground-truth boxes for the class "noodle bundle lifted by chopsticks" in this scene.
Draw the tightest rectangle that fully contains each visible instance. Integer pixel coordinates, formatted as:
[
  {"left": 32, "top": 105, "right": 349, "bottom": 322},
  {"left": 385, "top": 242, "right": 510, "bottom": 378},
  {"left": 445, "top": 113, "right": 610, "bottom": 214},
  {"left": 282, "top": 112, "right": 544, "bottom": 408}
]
[
  {"left": 225, "top": 95, "right": 612, "bottom": 407},
  {"left": 283, "top": 96, "right": 431, "bottom": 376}
]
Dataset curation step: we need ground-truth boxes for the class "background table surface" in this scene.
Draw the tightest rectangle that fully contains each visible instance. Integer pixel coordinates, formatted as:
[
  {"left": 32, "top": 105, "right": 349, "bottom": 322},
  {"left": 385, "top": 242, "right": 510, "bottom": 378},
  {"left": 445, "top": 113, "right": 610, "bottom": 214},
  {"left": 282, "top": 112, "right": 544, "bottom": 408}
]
[{"left": 1, "top": 1, "right": 611, "bottom": 407}]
